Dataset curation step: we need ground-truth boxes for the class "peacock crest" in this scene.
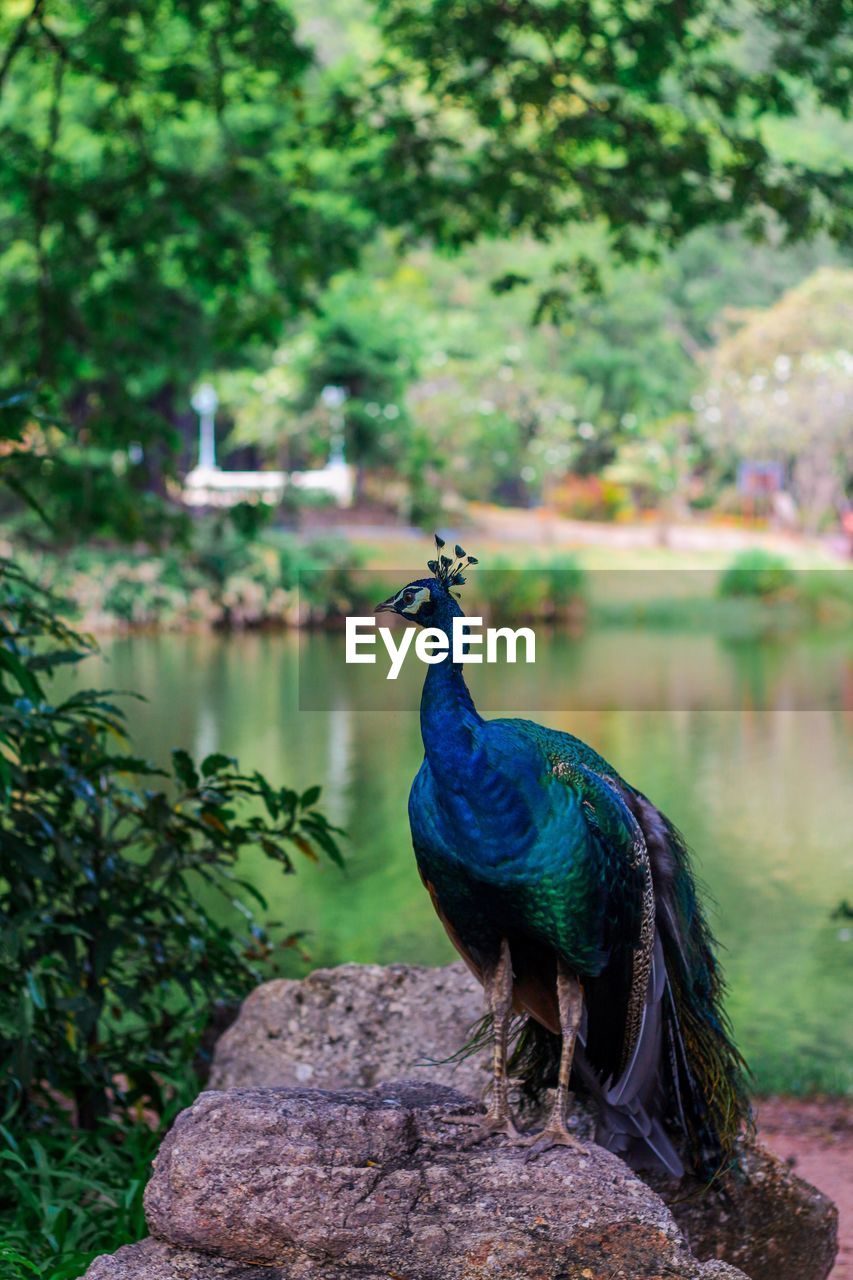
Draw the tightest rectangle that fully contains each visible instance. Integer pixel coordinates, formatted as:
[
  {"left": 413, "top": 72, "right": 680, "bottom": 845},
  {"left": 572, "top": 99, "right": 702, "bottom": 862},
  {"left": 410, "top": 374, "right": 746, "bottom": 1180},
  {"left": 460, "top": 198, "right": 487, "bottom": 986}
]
[{"left": 427, "top": 533, "right": 478, "bottom": 591}]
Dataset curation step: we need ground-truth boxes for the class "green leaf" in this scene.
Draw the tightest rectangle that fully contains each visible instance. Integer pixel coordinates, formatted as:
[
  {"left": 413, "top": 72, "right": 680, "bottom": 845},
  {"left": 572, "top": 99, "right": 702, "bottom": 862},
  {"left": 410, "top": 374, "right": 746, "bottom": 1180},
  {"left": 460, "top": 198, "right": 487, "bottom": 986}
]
[
  {"left": 0, "top": 648, "right": 43, "bottom": 702},
  {"left": 254, "top": 771, "right": 280, "bottom": 819},
  {"left": 300, "top": 784, "right": 321, "bottom": 809},
  {"left": 24, "top": 971, "right": 45, "bottom": 1010},
  {"left": 201, "top": 753, "right": 235, "bottom": 777},
  {"left": 171, "top": 749, "right": 199, "bottom": 790},
  {"left": 301, "top": 823, "right": 345, "bottom": 870}
]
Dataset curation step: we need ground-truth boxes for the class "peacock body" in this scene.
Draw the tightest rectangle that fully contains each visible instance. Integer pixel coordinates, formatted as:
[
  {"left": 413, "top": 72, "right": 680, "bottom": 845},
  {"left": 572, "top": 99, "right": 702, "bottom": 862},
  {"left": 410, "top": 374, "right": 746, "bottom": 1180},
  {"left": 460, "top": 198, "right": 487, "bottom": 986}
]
[{"left": 378, "top": 543, "right": 750, "bottom": 1179}]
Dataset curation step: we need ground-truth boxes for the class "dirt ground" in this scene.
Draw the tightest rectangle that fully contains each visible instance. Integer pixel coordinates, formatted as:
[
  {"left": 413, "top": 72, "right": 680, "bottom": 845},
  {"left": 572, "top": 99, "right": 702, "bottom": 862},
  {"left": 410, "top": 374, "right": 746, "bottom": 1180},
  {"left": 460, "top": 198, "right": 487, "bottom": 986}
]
[{"left": 756, "top": 1097, "right": 853, "bottom": 1280}]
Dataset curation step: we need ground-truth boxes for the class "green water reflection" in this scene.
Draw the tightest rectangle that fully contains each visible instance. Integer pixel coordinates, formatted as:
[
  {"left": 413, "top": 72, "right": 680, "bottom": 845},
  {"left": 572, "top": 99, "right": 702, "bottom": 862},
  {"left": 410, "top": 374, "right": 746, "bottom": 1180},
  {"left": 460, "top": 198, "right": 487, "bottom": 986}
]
[{"left": 76, "top": 630, "right": 852, "bottom": 1094}]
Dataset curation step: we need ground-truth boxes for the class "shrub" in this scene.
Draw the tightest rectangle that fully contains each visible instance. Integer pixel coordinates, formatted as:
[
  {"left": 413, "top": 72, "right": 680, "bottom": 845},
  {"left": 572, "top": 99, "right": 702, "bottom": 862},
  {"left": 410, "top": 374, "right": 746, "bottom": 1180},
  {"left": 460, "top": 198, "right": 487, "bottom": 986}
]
[
  {"left": 0, "top": 559, "right": 343, "bottom": 1131},
  {"left": 480, "top": 555, "right": 584, "bottom": 624},
  {"left": 719, "top": 549, "right": 796, "bottom": 599},
  {"left": 0, "top": 1113, "right": 164, "bottom": 1280},
  {"left": 549, "top": 475, "right": 630, "bottom": 522}
]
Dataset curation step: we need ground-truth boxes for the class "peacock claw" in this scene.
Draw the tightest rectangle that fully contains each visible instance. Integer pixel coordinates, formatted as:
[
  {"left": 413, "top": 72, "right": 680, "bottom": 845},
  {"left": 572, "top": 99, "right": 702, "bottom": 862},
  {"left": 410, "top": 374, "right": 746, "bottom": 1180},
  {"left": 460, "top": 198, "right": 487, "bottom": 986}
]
[
  {"left": 443, "top": 1110, "right": 520, "bottom": 1144},
  {"left": 519, "top": 1125, "right": 587, "bottom": 1161}
]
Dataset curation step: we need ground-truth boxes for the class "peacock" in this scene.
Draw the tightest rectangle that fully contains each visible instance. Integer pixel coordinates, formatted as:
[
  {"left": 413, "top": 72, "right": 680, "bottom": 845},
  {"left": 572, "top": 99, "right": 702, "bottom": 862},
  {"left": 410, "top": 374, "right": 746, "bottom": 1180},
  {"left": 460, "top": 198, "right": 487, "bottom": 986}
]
[{"left": 375, "top": 538, "right": 751, "bottom": 1179}]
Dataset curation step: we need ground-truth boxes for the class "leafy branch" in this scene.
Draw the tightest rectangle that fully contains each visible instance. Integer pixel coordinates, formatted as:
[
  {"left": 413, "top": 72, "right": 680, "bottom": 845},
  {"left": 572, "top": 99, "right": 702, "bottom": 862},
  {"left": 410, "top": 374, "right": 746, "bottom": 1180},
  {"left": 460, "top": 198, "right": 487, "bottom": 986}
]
[{"left": 0, "top": 559, "right": 344, "bottom": 1129}]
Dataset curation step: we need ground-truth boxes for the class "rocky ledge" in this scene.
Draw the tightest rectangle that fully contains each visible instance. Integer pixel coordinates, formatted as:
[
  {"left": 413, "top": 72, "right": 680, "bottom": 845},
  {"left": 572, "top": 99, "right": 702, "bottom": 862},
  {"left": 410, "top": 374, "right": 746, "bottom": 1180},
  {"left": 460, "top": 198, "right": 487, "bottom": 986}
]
[
  {"left": 83, "top": 963, "right": 838, "bottom": 1280},
  {"left": 88, "top": 1082, "right": 746, "bottom": 1280}
]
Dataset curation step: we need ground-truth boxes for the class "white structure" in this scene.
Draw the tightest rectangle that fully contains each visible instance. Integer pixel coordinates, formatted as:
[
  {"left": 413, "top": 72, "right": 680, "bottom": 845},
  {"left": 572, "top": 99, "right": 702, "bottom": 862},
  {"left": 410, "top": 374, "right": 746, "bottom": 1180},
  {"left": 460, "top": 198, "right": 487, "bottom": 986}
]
[
  {"left": 182, "top": 458, "right": 353, "bottom": 508},
  {"left": 182, "top": 382, "right": 355, "bottom": 508},
  {"left": 190, "top": 383, "right": 219, "bottom": 470},
  {"left": 290, "top": 454, "right": 353, "bottom": 506}
]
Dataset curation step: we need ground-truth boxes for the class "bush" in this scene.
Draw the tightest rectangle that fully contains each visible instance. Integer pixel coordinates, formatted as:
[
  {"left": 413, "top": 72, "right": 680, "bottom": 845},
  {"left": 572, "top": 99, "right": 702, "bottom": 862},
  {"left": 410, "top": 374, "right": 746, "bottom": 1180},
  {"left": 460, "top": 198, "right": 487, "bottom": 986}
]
[
  {"left": 8, "top": 532, "right": 369, "bottom": 632},
  {"left": 481, "top": 555, "right": 585, "bottom": 624},
  {"left": 719, "top": 550, "right": 796, "bottom": 599},
  {"left": 548, "top": 475, "right": 630, "bottom": 522},
  {"left": 0, "top": 559, "right": 343, "bottom": 1131}
]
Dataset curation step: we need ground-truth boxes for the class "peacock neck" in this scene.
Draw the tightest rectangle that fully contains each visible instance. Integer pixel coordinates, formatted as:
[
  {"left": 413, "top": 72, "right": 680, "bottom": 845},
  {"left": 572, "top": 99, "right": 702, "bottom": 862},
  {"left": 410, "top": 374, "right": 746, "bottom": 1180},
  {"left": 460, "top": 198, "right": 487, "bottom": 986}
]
[{"left": 420, "top": 645, "right": 482, "bottom": 786}]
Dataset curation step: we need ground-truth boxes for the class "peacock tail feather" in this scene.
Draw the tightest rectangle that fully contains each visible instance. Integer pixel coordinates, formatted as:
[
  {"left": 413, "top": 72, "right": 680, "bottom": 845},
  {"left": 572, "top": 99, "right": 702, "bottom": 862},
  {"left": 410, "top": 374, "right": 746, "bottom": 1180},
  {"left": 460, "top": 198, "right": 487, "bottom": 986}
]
[
  {"left": 448, "top": 800, "right": 752, "bottom": 1179},
  {"left": 647, "top": 807, "right": 753, "bottom": 1176},
  {"left": 504, "top": 799, "right": 752, "bottom": 1180}
]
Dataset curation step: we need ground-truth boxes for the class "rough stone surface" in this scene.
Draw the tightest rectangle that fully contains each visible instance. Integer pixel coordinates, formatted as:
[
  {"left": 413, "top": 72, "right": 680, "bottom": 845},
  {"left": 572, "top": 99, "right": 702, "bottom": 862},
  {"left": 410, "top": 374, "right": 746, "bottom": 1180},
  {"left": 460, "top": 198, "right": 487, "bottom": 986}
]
[
  {"left": 207, "top": 962, "right": 838, "bottom": 1280},
  {"left": 208, "top": 962, "right": 492, "bottom": 1098},
  {"left": 649, "top": 1143, "right": 839, "bottom": 1280},
  {"left": 85, "top": 1236, "right": 747, "bottom": 1280},
  {"left": 86, "top": 1082, "right": 748, "bottom": 1280}
]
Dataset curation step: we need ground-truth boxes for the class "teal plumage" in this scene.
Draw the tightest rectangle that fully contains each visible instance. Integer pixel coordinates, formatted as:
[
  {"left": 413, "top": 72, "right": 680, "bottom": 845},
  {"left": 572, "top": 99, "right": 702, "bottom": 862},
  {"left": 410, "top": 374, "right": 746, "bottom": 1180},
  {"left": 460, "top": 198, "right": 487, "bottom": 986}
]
[{"left": 377, "top": 547, "right": 750, "bottom": 1178}]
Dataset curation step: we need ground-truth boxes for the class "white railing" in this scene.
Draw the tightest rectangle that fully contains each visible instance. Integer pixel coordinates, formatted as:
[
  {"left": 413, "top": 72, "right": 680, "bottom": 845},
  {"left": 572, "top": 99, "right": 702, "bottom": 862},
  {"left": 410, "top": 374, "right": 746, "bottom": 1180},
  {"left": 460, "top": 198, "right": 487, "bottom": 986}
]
[{"left": 182, "top": 457, "right": 354, "bottom": 508}]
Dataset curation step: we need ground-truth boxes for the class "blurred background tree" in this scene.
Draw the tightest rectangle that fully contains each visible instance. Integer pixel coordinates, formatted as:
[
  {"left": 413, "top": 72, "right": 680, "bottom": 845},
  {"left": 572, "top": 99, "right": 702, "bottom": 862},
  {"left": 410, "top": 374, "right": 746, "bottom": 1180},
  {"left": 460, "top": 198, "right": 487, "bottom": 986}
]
[
  {"left": 2, "top": 0, "right": 851, "bottom": 540},
  {"left": 698, "top": 268, "right": 853, "bottom": 530},
  {"left": 289, "top": 273, "right": 421, "bottom": 498},
  {"left": 357, "top": 0, "right": 851, "bottom": 254},
  {"left": 0, "top": 0, "right": 370, "bottom": 537}
]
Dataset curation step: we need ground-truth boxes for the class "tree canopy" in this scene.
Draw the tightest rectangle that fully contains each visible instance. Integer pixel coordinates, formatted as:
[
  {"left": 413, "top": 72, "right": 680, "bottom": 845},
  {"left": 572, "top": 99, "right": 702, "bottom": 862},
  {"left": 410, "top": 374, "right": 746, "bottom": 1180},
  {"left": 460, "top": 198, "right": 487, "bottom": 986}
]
[
  {"left": 698, "top": 267, "right": 853, "bottom": 526},
  {"left": 0, "top": 1, "right": 368, "bottom": 463},
  {"left": 0, "top": 0, "right": 850, "bottom": 534},
  {"left": 359, "top": 0, "right": 852, "bottom": 256}
]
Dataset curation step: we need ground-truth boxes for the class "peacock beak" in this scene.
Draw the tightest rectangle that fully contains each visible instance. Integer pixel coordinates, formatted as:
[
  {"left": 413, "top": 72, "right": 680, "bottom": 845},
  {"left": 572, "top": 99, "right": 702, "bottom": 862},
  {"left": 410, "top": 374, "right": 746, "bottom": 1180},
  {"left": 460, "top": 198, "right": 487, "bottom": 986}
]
[{"left": 374, "top": 598, "right": 398, "bottom": 614}]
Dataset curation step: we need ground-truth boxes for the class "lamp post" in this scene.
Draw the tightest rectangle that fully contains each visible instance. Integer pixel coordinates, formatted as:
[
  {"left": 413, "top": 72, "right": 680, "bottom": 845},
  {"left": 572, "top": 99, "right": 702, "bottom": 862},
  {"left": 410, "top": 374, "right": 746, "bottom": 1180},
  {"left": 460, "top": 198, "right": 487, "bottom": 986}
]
[
  {"left": 321, "top": 384, "right": 348, "bottom": 463},
  {"left": 191, "top": 383, "right": 219, "bottom": 470}
]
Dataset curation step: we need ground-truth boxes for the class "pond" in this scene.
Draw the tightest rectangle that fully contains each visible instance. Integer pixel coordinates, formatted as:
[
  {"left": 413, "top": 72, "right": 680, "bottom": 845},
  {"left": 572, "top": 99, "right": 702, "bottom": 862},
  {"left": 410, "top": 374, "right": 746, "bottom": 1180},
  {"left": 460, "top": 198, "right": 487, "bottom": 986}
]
[{"left": 77, "top": 628, "right": 852, "bottom": 1095}]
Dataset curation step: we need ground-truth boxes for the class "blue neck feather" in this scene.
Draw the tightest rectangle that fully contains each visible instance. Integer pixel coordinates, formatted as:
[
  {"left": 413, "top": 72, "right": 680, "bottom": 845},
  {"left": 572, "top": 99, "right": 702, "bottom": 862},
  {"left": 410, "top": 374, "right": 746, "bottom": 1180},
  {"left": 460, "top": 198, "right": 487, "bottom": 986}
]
[{"left": 419, "top": 595, "right": 482, "bottom": 788}]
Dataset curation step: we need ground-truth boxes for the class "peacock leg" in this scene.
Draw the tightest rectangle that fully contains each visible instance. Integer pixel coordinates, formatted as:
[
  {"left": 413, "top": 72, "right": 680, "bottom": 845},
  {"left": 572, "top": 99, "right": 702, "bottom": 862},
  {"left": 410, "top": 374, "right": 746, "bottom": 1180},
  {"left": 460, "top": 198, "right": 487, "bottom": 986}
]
[
  {"left": 521, "top": 962, "right": 586, "bottom": 1158},
  {"left": 444, "top": 936, "right": 519, "bottom": 1141}
]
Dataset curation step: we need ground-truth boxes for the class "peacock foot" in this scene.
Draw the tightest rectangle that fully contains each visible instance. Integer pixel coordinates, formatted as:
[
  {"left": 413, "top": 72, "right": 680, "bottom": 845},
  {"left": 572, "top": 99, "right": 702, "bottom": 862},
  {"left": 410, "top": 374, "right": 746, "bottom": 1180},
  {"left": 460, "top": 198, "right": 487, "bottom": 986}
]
[
  {"left": 518, "top": 1124, "right": 587, "bottom": 1161},
  {"left": 442, "top": 1108, "right": 521, "bottom": 1145}
]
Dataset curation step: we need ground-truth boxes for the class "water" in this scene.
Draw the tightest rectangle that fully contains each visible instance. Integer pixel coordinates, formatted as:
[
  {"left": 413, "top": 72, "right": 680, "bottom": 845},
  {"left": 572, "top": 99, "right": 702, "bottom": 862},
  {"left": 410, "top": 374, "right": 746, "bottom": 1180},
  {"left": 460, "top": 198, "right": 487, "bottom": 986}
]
[{"left": 74, "top": 629, "right": 852, "bottom": 1094}]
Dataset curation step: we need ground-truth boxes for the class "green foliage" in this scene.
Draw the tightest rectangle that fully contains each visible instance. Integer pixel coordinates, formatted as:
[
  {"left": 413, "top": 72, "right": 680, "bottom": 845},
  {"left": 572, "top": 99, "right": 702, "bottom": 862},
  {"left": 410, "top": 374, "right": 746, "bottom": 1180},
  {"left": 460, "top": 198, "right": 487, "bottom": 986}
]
[
  {"left": 476, "top": 557, "right": 585, "bottom": 624},
  {"left": 365, "top": 0, "right": 852, "bottom": 257},
  {"left": 0, "top": 386, "right": 187, "bottom": 548},
  {"left": 188, "top": 507, "right": 272, "bottom": 602},
  {"left": 2, "top": 0, "right": 851, "bottom": 542},
  {"left": 719, "top": 550, "right": 796, "bottom": 598},
  {"left": 223, "top": 265, "right": 426, "bottom": 503},
  {"left": 230, "top": 224, "right": 847, "bottom": 521},
  {"left": 0, "top": 1111, "right": 167, "bottom": 1280},
  {"left": 0, "top": 0, "right": 369, "bottom": 531},
  {"left": 699, "top": 268, "right": 853, "bottom": 529},
  {"left": 9, "top": 533, "right": 365, "bottom": 631},
  {"left": 0, "top": 561, "right": 344, "bottom": 1131}
]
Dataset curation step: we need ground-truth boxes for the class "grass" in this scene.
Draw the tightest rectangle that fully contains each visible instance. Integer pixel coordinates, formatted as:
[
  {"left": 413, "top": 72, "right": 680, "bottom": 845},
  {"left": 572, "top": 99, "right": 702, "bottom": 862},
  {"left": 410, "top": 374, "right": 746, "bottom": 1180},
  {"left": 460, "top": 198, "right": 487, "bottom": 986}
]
[
  {"left": 0, "top": 1081, "right": 197, "bottom": 1280},
  {"left": 591, "top": 590, "right": 852, "bottom": 636},
  {"left": 1, "top": 1127, "right": 149, "bottom": 1280},
  {"left": 340, "top": 530, "right": 853, "bottom": 634},
  {"left": 344, "top": 523, "right": 843, "bottom": 573}
]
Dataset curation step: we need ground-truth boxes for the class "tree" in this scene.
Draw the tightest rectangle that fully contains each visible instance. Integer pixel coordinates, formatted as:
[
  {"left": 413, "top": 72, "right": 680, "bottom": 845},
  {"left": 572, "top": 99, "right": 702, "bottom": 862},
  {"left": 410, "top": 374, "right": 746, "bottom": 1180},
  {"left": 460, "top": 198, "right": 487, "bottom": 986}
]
[
  {"left": 358, "top": 0, "right": 851, "bottom": 261},
  {"left": 1, "top": 0, "right": 850, "bottom": 532},
  {"left": 292, "top": 273, "right": 421, "bottom": 493},
  {"left": 0, "top": 0, "right": 370, "bottom": 531},
  {"left": 409, "top": 344, "right": 590, "bottom": 506},
  {"left": 697, "top": 267, "right": 853, "bottom": 528},
  {"left": 0, "top": 561, "right": 344, "bottom": 1133}
]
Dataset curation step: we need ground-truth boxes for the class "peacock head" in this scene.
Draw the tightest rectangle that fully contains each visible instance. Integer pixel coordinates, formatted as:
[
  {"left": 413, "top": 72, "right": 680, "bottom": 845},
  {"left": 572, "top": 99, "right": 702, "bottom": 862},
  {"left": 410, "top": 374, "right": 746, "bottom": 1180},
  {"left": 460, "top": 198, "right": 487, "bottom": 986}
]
[{"left": 374, "top": 535, "right": 478, "bottom": 627}]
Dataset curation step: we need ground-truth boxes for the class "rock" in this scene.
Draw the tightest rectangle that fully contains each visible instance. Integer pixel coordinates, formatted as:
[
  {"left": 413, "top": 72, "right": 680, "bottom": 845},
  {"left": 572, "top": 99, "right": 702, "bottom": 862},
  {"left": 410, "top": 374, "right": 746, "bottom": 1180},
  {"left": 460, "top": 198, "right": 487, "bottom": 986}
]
[
  {"left": 84, "top": 1239, "right": 265, "bottom": 1279},
  {"left": 86, "top": 1082, "right": 749, "bottom": 1280},
  {"left": 208, "top": 962, "right": 492, "bottom": 1098},
  {"left": 649, "top": 1141, "right": 840, "bottom": 1280},
  {"left": 207, "top": 962, "right": 838, "bottom": 1280}
]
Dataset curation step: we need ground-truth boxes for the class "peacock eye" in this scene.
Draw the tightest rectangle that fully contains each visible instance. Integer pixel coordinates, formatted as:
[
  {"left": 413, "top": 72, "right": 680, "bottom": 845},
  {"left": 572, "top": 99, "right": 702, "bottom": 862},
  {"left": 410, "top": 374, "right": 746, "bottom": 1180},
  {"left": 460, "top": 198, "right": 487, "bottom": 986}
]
[{"left": 402, "top": 590, "right": 415, "bottom": 605}]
